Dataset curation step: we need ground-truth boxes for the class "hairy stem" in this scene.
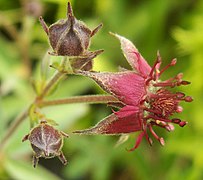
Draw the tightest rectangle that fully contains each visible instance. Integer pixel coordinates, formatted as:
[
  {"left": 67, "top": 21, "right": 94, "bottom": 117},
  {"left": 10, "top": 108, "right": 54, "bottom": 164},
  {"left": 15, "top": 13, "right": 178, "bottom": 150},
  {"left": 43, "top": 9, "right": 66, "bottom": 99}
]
[
  {"left": 0, "top": 58, "right": 68, "bottom": 151},
  {"left": 37, "top": 57, "right": 68, "bottom": 100},
  {"left": 0, "top": 106, "right": 30, "bottom": 151},
  {"left": 37, "top": 71, "right": 64, "bottom": 100},
  {"left": 38, "top": 95, "right": 119, "bottom": 107}
]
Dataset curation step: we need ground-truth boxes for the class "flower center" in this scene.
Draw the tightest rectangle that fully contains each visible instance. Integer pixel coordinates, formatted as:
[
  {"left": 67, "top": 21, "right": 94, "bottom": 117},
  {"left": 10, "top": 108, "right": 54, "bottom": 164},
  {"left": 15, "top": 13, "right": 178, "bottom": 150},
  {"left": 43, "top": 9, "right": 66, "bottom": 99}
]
[{"left": 149, "top": 89, "right": 178, "bottom": 118}]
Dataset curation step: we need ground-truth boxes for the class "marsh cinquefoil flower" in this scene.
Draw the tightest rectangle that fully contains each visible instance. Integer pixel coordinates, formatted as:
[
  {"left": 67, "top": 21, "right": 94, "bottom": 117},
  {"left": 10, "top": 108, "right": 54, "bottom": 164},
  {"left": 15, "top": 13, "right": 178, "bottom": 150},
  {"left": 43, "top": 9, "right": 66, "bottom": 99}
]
[{"left": 74, "top": 34, "right": 193, "bottom": 150}]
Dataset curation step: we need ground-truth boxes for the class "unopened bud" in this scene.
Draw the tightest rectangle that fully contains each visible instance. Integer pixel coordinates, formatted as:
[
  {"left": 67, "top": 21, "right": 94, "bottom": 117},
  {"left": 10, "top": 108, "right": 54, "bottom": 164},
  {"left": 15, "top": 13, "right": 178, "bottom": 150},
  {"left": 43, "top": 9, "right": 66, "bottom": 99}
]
[
  {"left": 39, "top": 2, "right": 102, "bottom": 57},
  {"left": 22, "top": 120, "right": 69, "bottom": 167}
]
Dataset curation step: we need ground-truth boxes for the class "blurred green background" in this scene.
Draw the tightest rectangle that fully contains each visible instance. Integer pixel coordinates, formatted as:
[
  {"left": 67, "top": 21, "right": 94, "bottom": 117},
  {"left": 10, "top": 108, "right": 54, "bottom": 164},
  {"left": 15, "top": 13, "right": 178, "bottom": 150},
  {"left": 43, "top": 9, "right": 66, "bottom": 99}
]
[{"left": 0, "top": 0, "right": 203, "bottom": 179}]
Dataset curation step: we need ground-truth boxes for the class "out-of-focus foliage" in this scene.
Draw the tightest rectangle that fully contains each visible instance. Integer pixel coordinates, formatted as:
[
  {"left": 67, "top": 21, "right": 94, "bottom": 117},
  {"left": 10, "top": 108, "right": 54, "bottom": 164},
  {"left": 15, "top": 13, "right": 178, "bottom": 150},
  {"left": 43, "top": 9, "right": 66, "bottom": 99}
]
[{"left": 0, "top": 0, "right": 202, "bottom": 179}]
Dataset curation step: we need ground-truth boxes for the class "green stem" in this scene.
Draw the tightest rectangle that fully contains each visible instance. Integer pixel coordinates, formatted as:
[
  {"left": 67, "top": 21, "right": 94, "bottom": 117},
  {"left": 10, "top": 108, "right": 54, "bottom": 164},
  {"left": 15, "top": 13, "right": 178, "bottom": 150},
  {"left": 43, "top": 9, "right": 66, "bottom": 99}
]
[
  {"left": 37, "top": 71, "right": 64, "bottom": 100},
  {"left": 38, "top": 95, "right": 119, "bottom": 107},
  {"left": 37, "top": 57, "right": 68, "bottom": 100},
  {"left": 0, "top": 106, "right": 30, "bottom": 151},
  {"left": 0, "top": 57, "right": 68, "bottom": 151}
]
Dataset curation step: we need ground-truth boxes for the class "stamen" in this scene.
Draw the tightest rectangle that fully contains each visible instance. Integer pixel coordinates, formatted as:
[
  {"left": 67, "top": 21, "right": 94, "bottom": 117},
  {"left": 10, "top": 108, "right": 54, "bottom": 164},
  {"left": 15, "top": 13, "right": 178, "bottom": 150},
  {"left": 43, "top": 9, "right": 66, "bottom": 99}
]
[
  {"left": 159, "top": 138, "right": 165, "bottom": 146},
  {"left": 172, "top": 118, "right": 181, "bottom": 124},
  {"left": 144, "top": 108, "right": 162, "bottom": 115},
  {"left": 176, "top": 73, "right": 183, "bottom": 80},
  {"left": 159, "top": 58, "right": 177, "bottom": 76},
  {"left": 144, "top": 129, "right": 153, "bottom": 146},
  {"left": 148, "top": 125, "right": 165, "bottom": 146},
  {"left": 154, "top": 80, "right": 190, "bottom": 88},
  {"left": 153, "top": 82, "right": 176, "bottom": 88},
  {"left": 146, "top": 115, "right": 173, "bottom": 124},
  {"left": 176, "top": 106, "right": 183, "bottom": 113},
  {"left": 147, "top": 136, "right": 153, "bottom": 146},
  {"left": 176, "top": 92, "right": 185, "bottom": 98},
  {"left": 184, "top": 96, "right": 193, "bottom": 102},
  {"left": 180, "top": 81, "right": 191, "bottom": 85},
  {"left": 127, "top": 131, "right": 145, "bottom": 151},
  {"left": 166, "top": 124, "right": 175, "bottom": 131},
  {"left": 150, "top": 93, "right": 178, "bottom": 99},
  {"left": 146, "top": 51, "right": 162, "bottom": 84},
  {"left": 151, "top": 122, "right": 174, "bottom": 132},
  {"left": 179, "top": 121, "right": 188, "bottom": 127}
]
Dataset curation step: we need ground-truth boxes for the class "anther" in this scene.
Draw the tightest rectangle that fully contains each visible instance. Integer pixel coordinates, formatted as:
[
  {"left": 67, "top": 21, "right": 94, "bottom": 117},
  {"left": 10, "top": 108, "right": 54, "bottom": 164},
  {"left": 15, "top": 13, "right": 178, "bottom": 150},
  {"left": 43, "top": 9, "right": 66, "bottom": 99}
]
[
  {"left": 181, "top": 81, "right": 191, "bottom": 85},
  {"left": 179, "top": 121, "right": 188, "bottom": 127},
  {"left": 184, "top": 96, "right": 193, "bottom": 102},
  {"left": 176, "top": 92, "right": 185, "bottom": 98},
  {"left": 176, "top": 106, "right": 183, "bottom": 113},
  {"left": 170, "top": 58, "right": 177, "bottom": 66},
  {"left": 172, "top": 118, "right": 181, "bottom": 124},
  {"left": 159, "top": 137, "right": 165, "bottom": 146}
]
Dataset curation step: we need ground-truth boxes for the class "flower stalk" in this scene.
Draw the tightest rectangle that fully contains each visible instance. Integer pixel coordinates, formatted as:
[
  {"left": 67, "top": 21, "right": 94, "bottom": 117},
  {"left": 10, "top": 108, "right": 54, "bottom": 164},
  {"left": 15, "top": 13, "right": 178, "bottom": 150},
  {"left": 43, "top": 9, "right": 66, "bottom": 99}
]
[
  {"left": 38, "top": 95, "right": 119, "bottom": 107},
  {"left": 0, "top": 94, "right": 119, "bottom": 151}
]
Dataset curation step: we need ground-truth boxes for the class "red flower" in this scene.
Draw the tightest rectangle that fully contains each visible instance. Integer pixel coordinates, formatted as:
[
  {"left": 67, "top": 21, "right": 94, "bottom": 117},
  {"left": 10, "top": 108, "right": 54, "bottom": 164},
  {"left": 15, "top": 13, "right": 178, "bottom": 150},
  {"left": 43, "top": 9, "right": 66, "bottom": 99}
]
[{"left": 74, "top": 34, "right": 193, "bottom": 150}]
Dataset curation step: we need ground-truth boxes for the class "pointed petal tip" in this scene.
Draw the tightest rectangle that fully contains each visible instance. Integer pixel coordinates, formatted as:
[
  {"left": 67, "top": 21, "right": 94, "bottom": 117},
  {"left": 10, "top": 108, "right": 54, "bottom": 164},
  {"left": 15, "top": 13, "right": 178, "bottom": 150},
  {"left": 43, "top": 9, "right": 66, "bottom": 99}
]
[
  {"left": 67, "top": 2, "right": 73, "bottom": 17},
  {"left": 109, "top": 33, "right": 151, "bottom": 76},
  {"left": 95, "top": 49, "right": 104, "bottom": 55},
  {"left": 110, "top": 32, "right": 129, "bottom": 42},
  {"left": 109, "top": 32, "right": 122, "bottom": 40}
]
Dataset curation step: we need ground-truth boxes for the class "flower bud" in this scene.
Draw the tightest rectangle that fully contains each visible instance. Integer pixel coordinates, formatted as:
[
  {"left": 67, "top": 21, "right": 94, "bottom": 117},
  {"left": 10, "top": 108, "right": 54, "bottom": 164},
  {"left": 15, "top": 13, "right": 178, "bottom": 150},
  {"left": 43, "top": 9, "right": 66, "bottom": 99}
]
[
  {"left": 22, "top": 120, "right": 69, "bottom": 167},
  {"left": 39, "top": 2, "right": 103, "bottom": 57}
]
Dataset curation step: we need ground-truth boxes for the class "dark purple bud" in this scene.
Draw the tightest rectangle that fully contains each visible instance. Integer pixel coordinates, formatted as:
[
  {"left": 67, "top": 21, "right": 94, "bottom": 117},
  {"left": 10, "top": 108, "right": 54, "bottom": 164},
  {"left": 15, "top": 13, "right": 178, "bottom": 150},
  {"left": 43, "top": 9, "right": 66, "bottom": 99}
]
[
  {"left": 39, "top": 2, "right": 102, "bottom": 57},
  {"left": 22, "top": 121, "right": 68, "bottom": 167}
]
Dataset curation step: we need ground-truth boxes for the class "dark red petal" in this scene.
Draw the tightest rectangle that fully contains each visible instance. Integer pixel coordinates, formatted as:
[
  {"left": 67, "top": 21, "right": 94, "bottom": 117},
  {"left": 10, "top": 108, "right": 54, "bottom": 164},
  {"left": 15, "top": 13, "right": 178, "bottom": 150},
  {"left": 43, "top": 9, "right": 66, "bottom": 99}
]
[
  {"left": 111, "top": 33, "right": 151, "bottom": 77},
  {"left": 73, "top": 106, "right": 142, "bottom": 135},
  {"left": 79, "top": 71, "right": 146, "bottom": 106}
]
